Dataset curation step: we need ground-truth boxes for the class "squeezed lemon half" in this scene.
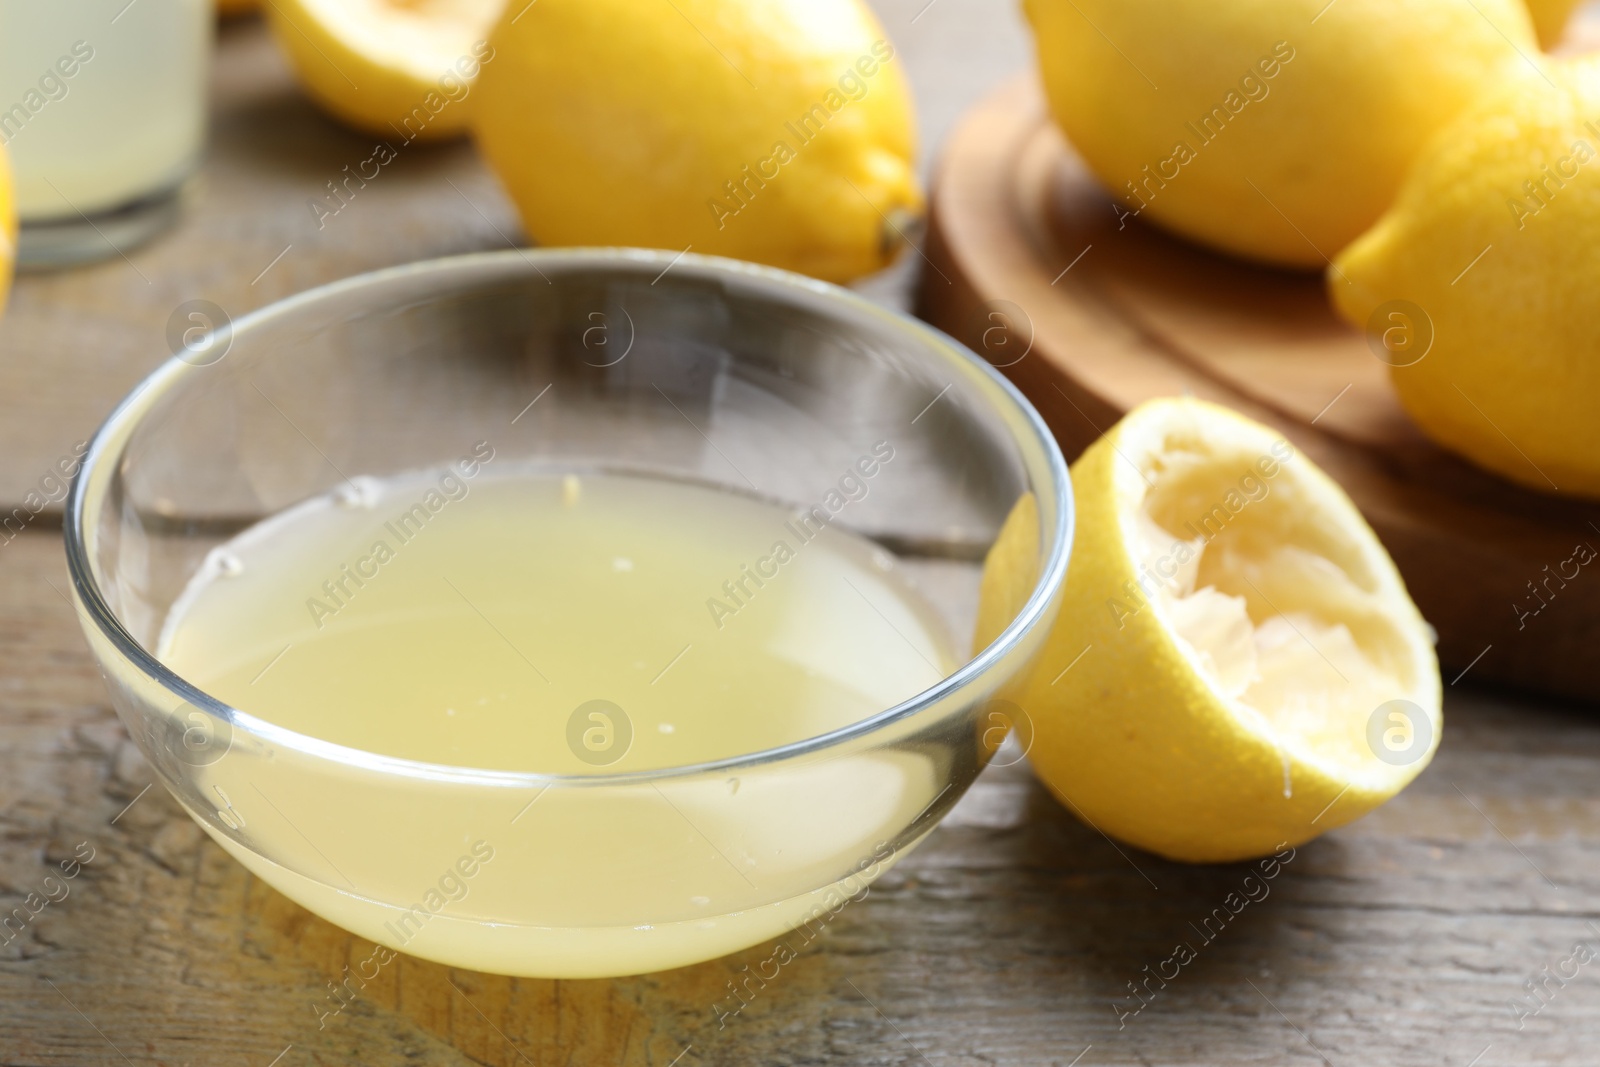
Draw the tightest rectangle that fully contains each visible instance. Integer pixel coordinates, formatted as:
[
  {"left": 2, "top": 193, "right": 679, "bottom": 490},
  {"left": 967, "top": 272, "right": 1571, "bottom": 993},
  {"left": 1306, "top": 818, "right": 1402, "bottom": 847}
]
[{"left": 978, "top": 398, "right": 1441, "bottom": 863}]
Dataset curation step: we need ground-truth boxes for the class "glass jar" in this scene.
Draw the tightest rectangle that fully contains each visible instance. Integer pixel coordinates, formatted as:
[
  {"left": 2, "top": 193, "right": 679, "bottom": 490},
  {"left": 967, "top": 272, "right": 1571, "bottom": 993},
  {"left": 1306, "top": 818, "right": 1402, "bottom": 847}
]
[{"left": 0, "top": 0, "right": 210, "bottom": 267}]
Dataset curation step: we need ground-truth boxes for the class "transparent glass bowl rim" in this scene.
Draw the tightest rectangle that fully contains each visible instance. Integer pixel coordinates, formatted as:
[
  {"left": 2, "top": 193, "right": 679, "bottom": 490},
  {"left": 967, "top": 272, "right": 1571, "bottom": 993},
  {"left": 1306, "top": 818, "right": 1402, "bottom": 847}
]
[{"left": 63, "top": 247, "right": 1074, "bottom": 788}]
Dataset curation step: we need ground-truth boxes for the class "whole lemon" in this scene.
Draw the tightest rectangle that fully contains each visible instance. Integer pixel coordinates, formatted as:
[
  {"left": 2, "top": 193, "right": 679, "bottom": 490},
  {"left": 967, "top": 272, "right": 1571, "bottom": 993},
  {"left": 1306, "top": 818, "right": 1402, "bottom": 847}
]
[
  {"left": 1023, "top": 0, "right": 1539, "bottom": 267},
  {"left": 1333, "top": 59, "right": 1600, "bottom": 498},
  {"left": 976, "top": 399, "right": 1440, "bottom": 864},
  {"left": 471, "top": 0, "right": 921, "bottom": 283}
]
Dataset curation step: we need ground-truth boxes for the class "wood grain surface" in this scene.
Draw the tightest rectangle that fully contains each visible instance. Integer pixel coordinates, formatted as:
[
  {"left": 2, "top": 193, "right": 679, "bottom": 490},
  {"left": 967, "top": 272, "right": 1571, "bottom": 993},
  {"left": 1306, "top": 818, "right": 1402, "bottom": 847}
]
[{"left": 3, "top": 5, "right": 1600, "bottom": 1067}]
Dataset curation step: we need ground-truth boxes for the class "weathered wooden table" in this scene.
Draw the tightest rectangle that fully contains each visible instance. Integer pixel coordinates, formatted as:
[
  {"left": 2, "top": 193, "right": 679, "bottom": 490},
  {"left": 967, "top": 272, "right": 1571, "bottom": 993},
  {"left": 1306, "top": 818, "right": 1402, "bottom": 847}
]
[{"left": 3, "top": 6, "right": 1598, "bottom": 1065}]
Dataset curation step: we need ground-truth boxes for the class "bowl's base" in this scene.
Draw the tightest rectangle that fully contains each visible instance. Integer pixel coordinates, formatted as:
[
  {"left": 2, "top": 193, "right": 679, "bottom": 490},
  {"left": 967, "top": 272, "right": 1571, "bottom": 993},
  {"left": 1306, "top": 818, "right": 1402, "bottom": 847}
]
[{"left": 202, "top": 819, "right": 925, "bottom": 980}]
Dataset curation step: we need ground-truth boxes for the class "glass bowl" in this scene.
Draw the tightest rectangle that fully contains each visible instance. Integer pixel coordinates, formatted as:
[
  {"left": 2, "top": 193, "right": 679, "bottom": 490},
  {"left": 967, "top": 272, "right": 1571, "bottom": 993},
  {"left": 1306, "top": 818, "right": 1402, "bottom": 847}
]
[{"left": 64, "top": 248, "right": 1071, "bottom": 979}]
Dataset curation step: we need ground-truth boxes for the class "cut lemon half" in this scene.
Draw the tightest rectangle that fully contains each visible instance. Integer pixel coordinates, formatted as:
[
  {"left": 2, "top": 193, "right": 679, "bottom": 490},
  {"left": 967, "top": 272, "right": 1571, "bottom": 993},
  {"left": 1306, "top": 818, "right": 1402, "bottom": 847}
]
[
  {"left": 977, "top": 398, "right": 1440, "bottom": 863},
  {"left": 0, "top": 140, "right": 14, "bottom": 320},
  {"left": 264, "top": 0, "right": 503, "bottom": 141}
]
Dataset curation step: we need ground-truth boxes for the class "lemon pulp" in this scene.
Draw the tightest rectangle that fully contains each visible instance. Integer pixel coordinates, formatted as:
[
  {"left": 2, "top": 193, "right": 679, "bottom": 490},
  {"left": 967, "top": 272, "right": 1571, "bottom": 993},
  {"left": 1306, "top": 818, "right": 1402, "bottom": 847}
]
[{"left": 1129, "top": 440, "right": 1421, "bottom": 780}]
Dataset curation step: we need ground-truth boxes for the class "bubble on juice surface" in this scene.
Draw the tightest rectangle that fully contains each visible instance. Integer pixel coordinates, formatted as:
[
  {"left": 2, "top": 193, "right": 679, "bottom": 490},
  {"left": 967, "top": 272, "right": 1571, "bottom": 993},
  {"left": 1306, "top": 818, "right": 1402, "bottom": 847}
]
[
  {"left": 336, "top": 476, "right": 381, "bottom": 510},
  {"left": 612, "top": 557, "right": 634, "bottom": 572},
  {"left": 208, "top": 548, "right": 244, "bottom": 578},
  {"left": 658, "top": 722, "right": 675, "bottom": 734}
]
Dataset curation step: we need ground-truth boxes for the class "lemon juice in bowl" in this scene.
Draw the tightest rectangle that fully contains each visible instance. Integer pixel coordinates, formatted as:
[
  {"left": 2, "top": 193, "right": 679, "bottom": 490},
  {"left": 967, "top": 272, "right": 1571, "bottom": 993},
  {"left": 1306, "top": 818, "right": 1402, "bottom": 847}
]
[
  {"left": 154, "top": 461, "right": 957, "bottom": 976},
  {"left": 0, "top": 0, "right": 209, "bottom": 265},
  {"left": 65, "top": 249, "right": 1072, "bottom": 979}
]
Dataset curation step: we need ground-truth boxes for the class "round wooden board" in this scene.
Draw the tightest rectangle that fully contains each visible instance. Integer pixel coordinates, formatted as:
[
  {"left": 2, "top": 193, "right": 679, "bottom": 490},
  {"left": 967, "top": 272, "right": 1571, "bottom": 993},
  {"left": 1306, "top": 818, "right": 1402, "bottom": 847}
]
[{"left": 918, "top": 75, "right": 1600, "bottom": 704}]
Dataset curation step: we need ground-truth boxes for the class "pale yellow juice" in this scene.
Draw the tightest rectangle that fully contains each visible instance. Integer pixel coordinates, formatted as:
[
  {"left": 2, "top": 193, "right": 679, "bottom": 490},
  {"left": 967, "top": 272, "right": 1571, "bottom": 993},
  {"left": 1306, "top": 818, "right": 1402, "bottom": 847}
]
[{"left": 157, "top": 460, "right": 957, "bottom": 977}]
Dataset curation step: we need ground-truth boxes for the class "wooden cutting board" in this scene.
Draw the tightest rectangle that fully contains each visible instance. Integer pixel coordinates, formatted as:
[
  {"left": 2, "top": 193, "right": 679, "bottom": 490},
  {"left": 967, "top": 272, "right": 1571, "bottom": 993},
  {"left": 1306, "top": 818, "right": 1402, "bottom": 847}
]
[{"left": 918, "top": 75, "right": 1600, "bottom": 703}]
